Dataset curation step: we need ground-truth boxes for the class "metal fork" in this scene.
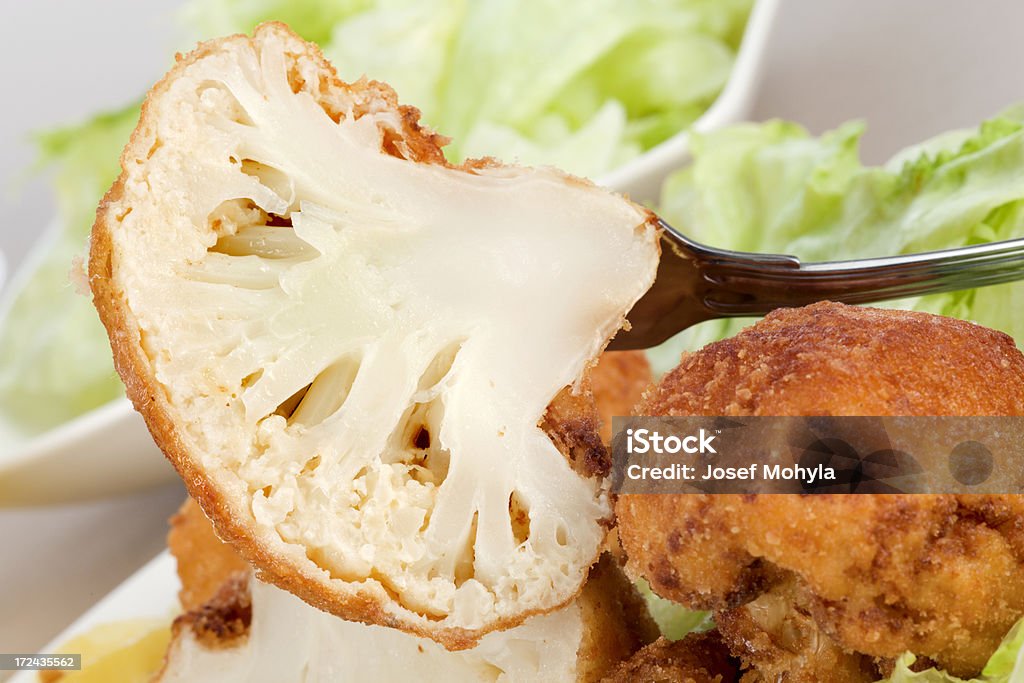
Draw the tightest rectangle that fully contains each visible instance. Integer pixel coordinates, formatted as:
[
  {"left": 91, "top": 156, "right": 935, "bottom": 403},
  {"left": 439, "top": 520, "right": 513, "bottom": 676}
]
[{"left": 608, "top": 219, "right": 1024, "bottom": 350}]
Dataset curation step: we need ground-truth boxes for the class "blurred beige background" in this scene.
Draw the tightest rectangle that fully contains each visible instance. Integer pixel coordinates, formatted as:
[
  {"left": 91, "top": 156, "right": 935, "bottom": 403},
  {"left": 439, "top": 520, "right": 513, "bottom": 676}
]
[{"left": 0, "top": 0, "right": 1023, "bottom": 665}]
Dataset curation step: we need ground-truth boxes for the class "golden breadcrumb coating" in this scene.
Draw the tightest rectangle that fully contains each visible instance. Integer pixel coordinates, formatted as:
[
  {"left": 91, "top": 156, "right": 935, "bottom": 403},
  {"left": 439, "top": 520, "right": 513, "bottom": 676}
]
[
  {"left": 638, "top": 302, "right": 1024, "bottom": 418},
  {"left": 575, "top": 554, "right": 660, "bottom": 681},
  {"left": 170, "top": 571, "right": 253, "bottom": 650},
  {"left": 590, "top": 351, "right": 652, "bottom": 444},
  {"left": 716, "top": 574, "right": 878, "bottom": 682},
  {"left": 168, "top": 498, "right": 250, "bottom": 612},
  {"left": 599, "top": 632, "right": 739, "bottom": 683},
  {"left": 617, "top": 302, "right": 1024, "bottom": 678}
]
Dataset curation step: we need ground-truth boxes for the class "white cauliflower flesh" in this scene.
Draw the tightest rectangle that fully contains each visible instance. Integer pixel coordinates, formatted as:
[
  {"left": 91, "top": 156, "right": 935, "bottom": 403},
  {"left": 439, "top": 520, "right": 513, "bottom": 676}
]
[
  {"left": 91, "top": 23, "right": 659, "bottom": 640},
  {"left": 160, "top": 577, "right": 583, "bottom": 683}
]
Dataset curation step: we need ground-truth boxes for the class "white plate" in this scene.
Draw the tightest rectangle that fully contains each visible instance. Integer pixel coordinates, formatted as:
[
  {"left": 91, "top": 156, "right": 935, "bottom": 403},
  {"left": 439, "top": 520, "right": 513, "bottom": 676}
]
[
  {"left": 7, "top": 551, "right": 178, "bottom": 683},
  {"left": 0, "top": 0, "right": 778, "bottom": 506}
]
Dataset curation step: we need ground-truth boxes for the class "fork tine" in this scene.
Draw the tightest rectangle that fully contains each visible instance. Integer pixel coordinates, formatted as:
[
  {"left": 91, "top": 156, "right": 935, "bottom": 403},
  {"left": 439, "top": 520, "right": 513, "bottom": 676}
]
[
  {"left": 703, "top": 235, "right": 1024, "bottom": 314},
  {"left": 704, "top": 238, "right": 1024, "bottom": 278}
]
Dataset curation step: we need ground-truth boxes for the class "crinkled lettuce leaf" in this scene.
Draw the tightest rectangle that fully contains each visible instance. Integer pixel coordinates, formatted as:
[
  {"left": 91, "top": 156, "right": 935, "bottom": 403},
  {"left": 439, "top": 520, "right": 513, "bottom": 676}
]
[
  {"left": 180, "top": 0, "right": 370, "bottom": 46},
  {"left": 438, "top": 0, "right": 747, "bottom": 176},
  {"left": 0, "top": 105, "right": 138, "bottom": 433},
  {"left": 984, "top": 620, "right": 1024, "bottom": 681},
  {"left": 323, "top": 0, "right": 464, "bottom": 120},
  {"left": 184, "top": 0, "right": 752, "bottom": 178},
  {"left": 883, "top": 618, "right": 1024, "bottom": 682},
  {"left": 650, "top": 108, "right": 1024, "bottom": 374}
]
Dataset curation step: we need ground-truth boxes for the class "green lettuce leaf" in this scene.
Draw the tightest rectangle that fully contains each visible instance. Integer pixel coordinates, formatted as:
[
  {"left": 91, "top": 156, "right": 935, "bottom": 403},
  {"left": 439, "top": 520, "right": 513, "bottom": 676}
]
[
  {"left": 0, "top": 105, "right": 139, "bottom": 433},
  {"left": 183, "top": 0, "right": 752, "bottom": 177},
  {"left": 180, "top": 0, "right": 370, "bottom": 46},
  {"left": 437, "top": 0, "right": 749, "bottom": 176},
  {"left": 650, "top": 108, "right": 1024, "bottom": 374},
  {"left": 883, "top": 618, "right": 1024, "bottom": 682},
  {"left": 983, "top": 619, "right": 1024, "bottom": 681},
  {"left": 634, "top": 578, "right": 711, "bottom": 641},
  {"left": 323, "top": 0, "right": 464, "bottom": 121}
]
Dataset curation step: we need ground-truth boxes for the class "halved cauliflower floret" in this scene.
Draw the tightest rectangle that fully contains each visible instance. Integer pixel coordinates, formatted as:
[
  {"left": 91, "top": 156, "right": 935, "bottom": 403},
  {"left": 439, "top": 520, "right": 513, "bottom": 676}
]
[
  {"left": 158, "top": 555, "right": 656, "bottom": 683},
  {"left": 90, "top": 22, "right": 659, "bottom": 644}
]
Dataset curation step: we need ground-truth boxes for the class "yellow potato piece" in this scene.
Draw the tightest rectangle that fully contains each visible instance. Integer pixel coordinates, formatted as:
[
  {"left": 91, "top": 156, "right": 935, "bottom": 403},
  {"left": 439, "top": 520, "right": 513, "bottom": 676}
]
[{"left": 45, "top": 619, "right": 171, "bottom": 683}]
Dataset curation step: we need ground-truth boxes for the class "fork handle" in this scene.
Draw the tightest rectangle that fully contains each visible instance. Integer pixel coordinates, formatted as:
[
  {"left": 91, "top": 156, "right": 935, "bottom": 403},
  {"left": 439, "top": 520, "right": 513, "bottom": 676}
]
[{"left": 608, "top": 221, "right": 1024, "bottom": 351}]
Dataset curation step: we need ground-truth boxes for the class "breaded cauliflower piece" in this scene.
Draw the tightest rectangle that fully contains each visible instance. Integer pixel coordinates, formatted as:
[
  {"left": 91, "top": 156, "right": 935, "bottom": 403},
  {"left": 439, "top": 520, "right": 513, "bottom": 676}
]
[
  {"left": 162, "top": 502, "right": 657, "bottom": 683},
  {"left": 617, "top": 302, "right": 1024, "bottom": 678},
  {"left": 90, "top": 23, "right": 659, "bottom": 646}
]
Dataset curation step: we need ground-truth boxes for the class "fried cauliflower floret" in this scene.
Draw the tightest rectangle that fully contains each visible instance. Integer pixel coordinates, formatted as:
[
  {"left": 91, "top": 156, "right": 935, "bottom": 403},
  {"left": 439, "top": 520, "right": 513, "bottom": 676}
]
[
  {"left": 599, "top": 632, "right": 739, "bottom": 683},
  {"left": 636, "top": 301, "right": 1024, "bottom": 418},
  {"left": 164, "top": 495, "right": 657, "bottom": 682},
  {"left": 90, "top": 23, "right": 659, "bottom": 645},
  {"left": 159, "top": 555, "right": 657, "bottom": 683},
  {"left": 616, "top": 302, "right": 1024, "bottom": 678},
  {"left": 715, "top": 575, "right": 879, "bottom": 683}
]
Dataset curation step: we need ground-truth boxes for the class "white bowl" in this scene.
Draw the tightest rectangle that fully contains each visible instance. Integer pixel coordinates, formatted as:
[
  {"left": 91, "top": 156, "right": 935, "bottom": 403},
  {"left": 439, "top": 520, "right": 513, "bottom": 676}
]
[
  {"left": 0, "top": 399, "right": 172, "bottom": 506},
  {"left": 0, "top": 218, "right": 173, "bottom": 507},
  {"left": 0, "top": 0, "right": 777, "bottom": 506},
  {"left": 602, "top": 0, "right": 779, "bottom": 202}
]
